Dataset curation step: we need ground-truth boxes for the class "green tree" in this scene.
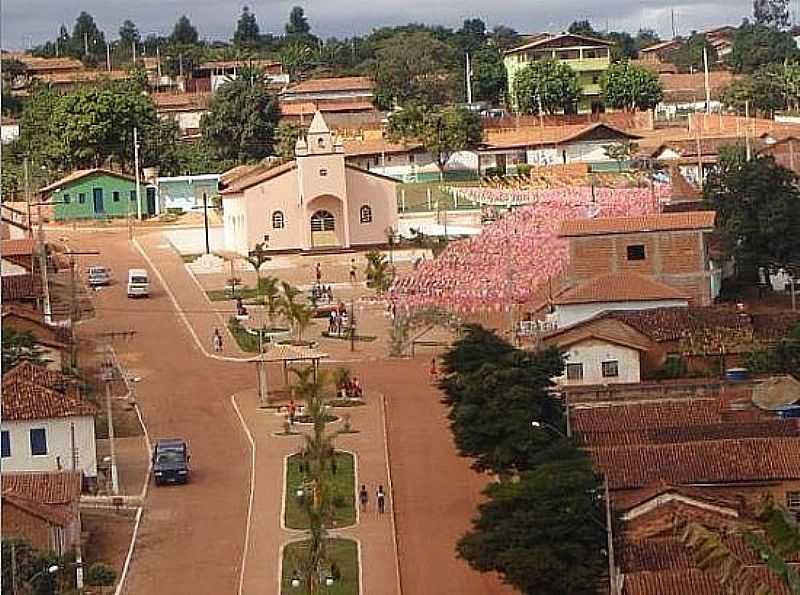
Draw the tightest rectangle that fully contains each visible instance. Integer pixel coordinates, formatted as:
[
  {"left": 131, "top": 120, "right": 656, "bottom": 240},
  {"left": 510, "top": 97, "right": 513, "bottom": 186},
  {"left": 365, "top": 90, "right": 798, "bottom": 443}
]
[
  {"left": 234, "top": 6, "right": 260, "bottom": 47},
  {"left": 489, "top": 25, "right": 522, "bottom": 52},
  {"left": 439, "top": 326, "right": 565, "bottom": 473},
  {"left": 754, "top": 0, "right": 790, "bottom": 28},
  {"left": 730, "top": 22, "right": 798, "bottom": 73},
  {"left": 455, "top": 18, "right": 487, "bottom": 54},
  {"left": 17, "top": 85, "right": 62, "bottom": 168},
  {"left": 274, "top": 120, "right": 305, "bottom": 158},
  {"left": 200, "top": 68, "right": 280, "bottom": 162},
  {"left": 279, "top": 41, "right": 313, "bottom": 81},
  {"left": 671, "top": 32, "right": 718, "bottom": 72},
  {"left": 260, "top": 276, "right": 282, "bottom": 327},
  {"left": 119, "top": 19, "right": 140, "bottom": 46},
  {"left": 568, "top": 20, "right": 599, "bottom": 37},
  {"left": 245, "top": 241, "right": 271, "bottom": 304},
  {"left": 1, "top": 538, "right": 72, "bottom": 595},
  {"left": 470, "top": 47, "right": 507, "bottom": 105},
  {"left": 70, "top": 11, "right": 106, "bottom": 59},
  {"left": 601, "top": 61, "right": 663, "bottom": 111},
  {"left": 706, "top": 152, "right": 800, "bottom": 272},
  {"left": 171, "top": 16, "right": 199, "bottom": 45},
  {"left": 285, "top": 6, "right": 311, "bottom": 36},
  {"left": 457, "top": 452, "right": 607, "bottom": 594},
  {"left": 2, "top": 329, "right": 49, "bottom": 370},
  {"left": 512, "top": 59, "right": 580, "bottom": 115},
  {"left": 372, "top": 31, "right": 459, "bottom": 109},
  {"left": 604, "top": 141, "right": 640, "bottom": 172},
  {"left": 387, "top": 104, "right": 482, "bottom": 180},
  {"left": 745, "top": 321, "right": 800, "bottom": 377},
  {"left": 607, "top": 31, "right": 637, "bottom": 61},
  {"left": 364, "top": 250, "right": 392, "bottom": 292}
]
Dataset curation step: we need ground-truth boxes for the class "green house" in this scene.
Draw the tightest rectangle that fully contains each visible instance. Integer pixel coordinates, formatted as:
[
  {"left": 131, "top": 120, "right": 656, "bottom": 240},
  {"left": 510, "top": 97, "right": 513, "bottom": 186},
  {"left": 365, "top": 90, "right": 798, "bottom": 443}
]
[
  {"left": 504, "top": 32, "right": 614, "bottom": 114},
  {"left": 40, "top": 169, "right": 155, "bottom": 221}
]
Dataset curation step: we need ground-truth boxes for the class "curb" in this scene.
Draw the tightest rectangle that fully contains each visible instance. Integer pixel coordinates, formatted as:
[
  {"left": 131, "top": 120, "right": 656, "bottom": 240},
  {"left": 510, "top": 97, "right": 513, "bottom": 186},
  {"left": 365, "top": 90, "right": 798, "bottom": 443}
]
[{"left": 230, "top": 393, "right": 257, "bottom": 595}]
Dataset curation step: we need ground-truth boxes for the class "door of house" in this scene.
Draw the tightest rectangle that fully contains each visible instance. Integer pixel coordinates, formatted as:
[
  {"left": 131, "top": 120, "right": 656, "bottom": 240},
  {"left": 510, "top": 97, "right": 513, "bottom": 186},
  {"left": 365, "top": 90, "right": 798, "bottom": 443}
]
[
  {"left": 146, "top": 187, "right": 157, "bottom": 216},
  {"left": 92, "top": 188, "right": 105, "bottom": 215},
  {"left": 310, "top": 210, "right": 337, "bottom": 247}
]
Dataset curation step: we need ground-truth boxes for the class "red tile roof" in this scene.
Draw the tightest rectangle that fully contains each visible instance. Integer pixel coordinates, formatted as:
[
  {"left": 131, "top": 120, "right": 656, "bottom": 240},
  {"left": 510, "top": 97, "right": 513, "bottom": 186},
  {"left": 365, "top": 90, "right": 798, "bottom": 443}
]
[
  {"left": 39, "top": 168, "right": 136, "bottom": 194},
  {"left": 2, "top": 471, "right": 82, "bottom": 504},
  {"left": 219, "top": 161, "right": 297, "bottom": 195},
  {"left": 343, "top": 138, "right": 423, "bottom": 157},
  {"left": 613, "top": 482, "right": 745, "bottom": 512},
  {"left": 2, "top": 361, "right": 76, "bottom": 393},
  {"left": 623, "top": 568, "right": 791, "bottom": 595},
  {"left": 592, "top": 437, "right": 800, "bottom": 489},
  {"left": 2, "top": 274, "right": 42, "bottom": 300},
  {"left": 482, "top": 122, "right": 640, "bottom": 151},
  {"left": 558, "top": 211, "right": 716, "bottom": 237},
  {"left": 2, "top": 370, "right": 95, "bottom": 421},
  {"left": 555, "top": 272, "right": 688, "bottom": 305},
  {"left": 285, "top": 76, "right": 374, "bottom": 94},
  {"left": 280, "top": 100, "right": 377, "bottom": 116},
  {"left": 1, "top": 238, "right": 36, "bottom": 256},
  {"left": 505, "top": 32, "right": 614, "bottom": 54}
]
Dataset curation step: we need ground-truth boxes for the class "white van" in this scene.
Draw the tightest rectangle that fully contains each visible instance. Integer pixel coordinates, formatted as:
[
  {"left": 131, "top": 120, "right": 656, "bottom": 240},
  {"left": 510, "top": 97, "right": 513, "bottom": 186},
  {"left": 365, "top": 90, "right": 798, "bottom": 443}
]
[
  {"left": 87, "top": 266, "right": 112, "bottom": 287},
  {"left": 127, "top": 269, "right": 150, "bottom": 298}
]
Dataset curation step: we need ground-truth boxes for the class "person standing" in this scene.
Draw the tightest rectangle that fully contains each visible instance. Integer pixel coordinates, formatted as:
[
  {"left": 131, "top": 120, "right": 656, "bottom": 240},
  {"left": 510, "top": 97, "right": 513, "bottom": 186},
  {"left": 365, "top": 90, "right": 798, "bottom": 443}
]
[
  {"left": 429, "top": 357, "right": 438, "bottom": 383},
  {"left": 376, "top": 485, "right": 386, "bottom": 514},
  {"left": 315, "top": 262, "right": 322, "bottom": 284},
  {"left": 350, "top": 258, "right": 357, "bottom": 283},
  {"left": 288, "top": 399, "right": 297, "bottom": 425},
  {"left": 212, "top": 328, "right": 223, "bottom": 352},
  {"left": 359, "top": 484, "right": 369, "bottom": 512}
]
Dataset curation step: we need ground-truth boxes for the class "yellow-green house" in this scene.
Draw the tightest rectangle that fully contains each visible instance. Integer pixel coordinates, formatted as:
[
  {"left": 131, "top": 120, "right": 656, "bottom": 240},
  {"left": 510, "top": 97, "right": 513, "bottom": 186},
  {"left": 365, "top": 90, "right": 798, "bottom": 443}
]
[{"left": 504, "top": 32, "right": 613, "bottom": 114}]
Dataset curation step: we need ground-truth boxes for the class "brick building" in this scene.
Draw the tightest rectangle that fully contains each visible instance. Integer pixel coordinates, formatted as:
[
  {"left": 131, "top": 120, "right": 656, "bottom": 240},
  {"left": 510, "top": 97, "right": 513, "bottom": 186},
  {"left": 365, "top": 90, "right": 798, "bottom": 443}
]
[
  {"left": 758, "top": 136, "right": 800, "bottom": 176},
  {"left": 558, "top": 211, "right": 717, "bottom": 307},
  {"left": 2, "top": 471, "right": 83, "bottom": 556}
]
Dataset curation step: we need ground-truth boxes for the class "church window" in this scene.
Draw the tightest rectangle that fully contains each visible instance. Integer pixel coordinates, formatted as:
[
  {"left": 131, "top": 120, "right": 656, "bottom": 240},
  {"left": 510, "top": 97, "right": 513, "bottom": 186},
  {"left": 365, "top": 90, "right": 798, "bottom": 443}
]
[
  {"left": 360, "top": 205, "right": 373, "bottom": 224},
  {"left": 272, "top": 211, "right": 285, "bottom": 229},
  {"left": 320, "top": 169, "right": 328, "bottom": 177}
]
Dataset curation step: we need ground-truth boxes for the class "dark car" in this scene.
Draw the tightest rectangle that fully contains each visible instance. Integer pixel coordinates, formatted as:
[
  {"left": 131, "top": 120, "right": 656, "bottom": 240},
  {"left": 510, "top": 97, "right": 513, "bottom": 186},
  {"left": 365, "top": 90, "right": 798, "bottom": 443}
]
[{"left": 152, "top": 439, "right": 190, "bottom": 485}]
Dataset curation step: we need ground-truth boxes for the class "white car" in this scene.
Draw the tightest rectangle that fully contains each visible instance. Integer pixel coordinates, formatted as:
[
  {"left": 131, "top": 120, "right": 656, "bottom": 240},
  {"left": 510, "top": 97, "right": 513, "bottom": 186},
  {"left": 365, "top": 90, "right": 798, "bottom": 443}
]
[
  {"left": 127, "top": 269, "right": 150, "bottom": 298},
  {"left": 87, "top": 266, "right": 111, "bottom": 287}
]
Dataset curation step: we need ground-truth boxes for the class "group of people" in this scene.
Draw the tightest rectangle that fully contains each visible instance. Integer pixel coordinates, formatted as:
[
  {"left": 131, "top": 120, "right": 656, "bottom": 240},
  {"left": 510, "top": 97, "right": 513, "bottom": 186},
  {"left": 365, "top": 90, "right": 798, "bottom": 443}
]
[
  {"left": 328, "top": 303, "right": 351, "bottom": 336},
  {"left": 359, "top": 483, "right": 387, "bottom": 514},
  {"left": 339, "top": 376, "right": 363, "bottom": 400},
  {"left": 311, "top": 283, "right": 334, "bottom": 304},
  {"left": 389, "top": 185, "right": 670, "bottom": 315},
  {"left": 314, "top": 259, "right": 359, "bottom": 285}
]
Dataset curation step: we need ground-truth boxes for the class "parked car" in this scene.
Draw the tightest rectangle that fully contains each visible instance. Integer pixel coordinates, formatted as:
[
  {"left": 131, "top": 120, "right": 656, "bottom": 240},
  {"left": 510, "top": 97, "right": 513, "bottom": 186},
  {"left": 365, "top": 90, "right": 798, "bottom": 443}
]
[
  {"left": 127, "top": 268, "right": 150, "bottom": 298},
  {"left": 152, "top": 439, "right": 190, "bottom": 485},
  {"left": 776, "top": 404, "right": 800, "bottom": 419},
  {"left": 87, "top": 266, "right": 112, "bottom": 287}
]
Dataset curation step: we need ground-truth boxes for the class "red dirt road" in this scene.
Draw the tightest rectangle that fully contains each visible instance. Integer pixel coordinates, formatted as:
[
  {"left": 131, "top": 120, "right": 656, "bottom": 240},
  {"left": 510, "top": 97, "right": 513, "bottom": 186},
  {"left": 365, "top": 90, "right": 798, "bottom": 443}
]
[
  {"left": 71, "top": 229, "right": 254, "bottom": 595},
  {"left": 357, "top": 359, "right": 518, "bottom": 595}
]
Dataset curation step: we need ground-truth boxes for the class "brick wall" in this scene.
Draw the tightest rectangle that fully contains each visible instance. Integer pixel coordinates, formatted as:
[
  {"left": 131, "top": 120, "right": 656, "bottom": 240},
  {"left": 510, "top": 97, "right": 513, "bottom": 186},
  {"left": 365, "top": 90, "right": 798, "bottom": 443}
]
[{"left": 2, "top": 502, "right": 54, "bottom": 551}]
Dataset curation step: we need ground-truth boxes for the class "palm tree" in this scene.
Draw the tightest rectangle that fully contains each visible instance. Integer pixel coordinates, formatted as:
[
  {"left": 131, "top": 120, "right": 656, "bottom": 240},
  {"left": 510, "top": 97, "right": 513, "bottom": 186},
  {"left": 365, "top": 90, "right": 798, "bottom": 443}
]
[
  {"left": 682, "top": 498, "right": 800, "bottom": 594},
  {"left": 279, "top": 282, "right": 313, "bottom": 342},
  {"left": 364, "top": 250, "right": 392, "bottom": 293},
  {"left": 2, "top": 328, "right": 49, "bottom": 370},
  {"left": 244, "top": 241, "right": 270, "bottom": 304},
  {"left": 261, "top": 276, "right": 281, "bottom": 328}
]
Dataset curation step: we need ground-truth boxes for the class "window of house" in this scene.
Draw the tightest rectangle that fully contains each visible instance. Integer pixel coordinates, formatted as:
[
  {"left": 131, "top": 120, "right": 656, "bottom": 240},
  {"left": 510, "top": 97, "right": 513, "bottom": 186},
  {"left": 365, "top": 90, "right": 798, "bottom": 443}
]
[
  {"left": 566, "top": 363, "right": 584, "bottom": 381},
  {"left": 63, "top": 193, "right": 71, "bottom": 204},
  {"left": 113, "top": 191, "right": 120, "bottom": 202},
  {"left": 318, "top": 138, "right": 325, "bottom": 148},
  {"left": 1, "top": 430, "right": 10, "bottom": 458},
  {"left": 591, "top": 74, "right": 600, "bottom": 84},
  {"left": 319, "top": 169, "right": 327, "bottom": 177},
  {"left": 409, "top": 154, "right": 416, "bottom": 164},
  {"left": 78, "top": 193, "right": 86, "bottom": 204},
  {"left": 272, "top": 211, "right": 285, "bottom": 229},
  {"left": 626, "top": 244, "right": 646, "bottom": 261},
  {"left": 787, "top": 492, "right": 800, "bottom": 510},
  {"left": 360, "top": 205, "right": 373, "bottom": 224},
  {"left": 130, "top": 190, "right": 136, "bottom": 201},
  {"left": 602, "top": 361, "right": 619, "bottom": 378},
  {"left": 29, "top": 428, "right": 47, "bottom": 456}
]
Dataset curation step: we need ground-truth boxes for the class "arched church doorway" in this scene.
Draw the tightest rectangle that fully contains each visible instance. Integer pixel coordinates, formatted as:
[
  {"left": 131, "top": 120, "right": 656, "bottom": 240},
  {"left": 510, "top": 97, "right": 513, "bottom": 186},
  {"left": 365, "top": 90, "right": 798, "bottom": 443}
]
[{"left": 310, "top": 209, "right": 337, "bottom": 247}]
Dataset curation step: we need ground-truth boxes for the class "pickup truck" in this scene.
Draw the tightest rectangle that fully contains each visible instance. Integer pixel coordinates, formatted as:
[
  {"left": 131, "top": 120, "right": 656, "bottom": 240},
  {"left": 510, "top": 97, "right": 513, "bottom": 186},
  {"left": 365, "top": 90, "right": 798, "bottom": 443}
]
[{"left": 152, "top": 438, "right": 190, "bottom": 485}]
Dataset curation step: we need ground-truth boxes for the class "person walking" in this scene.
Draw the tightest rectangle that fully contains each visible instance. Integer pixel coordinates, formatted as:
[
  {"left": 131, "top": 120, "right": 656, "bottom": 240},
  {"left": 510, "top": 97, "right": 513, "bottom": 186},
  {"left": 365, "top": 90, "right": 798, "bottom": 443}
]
[
  {"left": 376, "top": 485, "right": 386, "bottom": 514},
  {"left": 350, "top": 258, "right": 357, "bottom": 283},
  {"left": 429, "top": 357, "right": 438, "bottom": 383},
  {"left": 212, "top": 328, "right": 223, "bottom": 352},
  {"left": 359, "top": 484, "right": 369, "bottom": 512}
]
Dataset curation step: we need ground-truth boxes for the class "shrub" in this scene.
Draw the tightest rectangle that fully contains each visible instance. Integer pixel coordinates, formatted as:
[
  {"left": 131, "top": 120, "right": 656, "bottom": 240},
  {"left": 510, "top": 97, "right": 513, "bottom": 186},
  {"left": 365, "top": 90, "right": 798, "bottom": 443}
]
[
  {"left": 484, "top": 166, "right": 503, "bottom": 177},
  {"left": 85, "top": 563, "right": 117, "bottom": 586},
  {"left": 515, "top": 164, "right": 531, "bottom": 177}
]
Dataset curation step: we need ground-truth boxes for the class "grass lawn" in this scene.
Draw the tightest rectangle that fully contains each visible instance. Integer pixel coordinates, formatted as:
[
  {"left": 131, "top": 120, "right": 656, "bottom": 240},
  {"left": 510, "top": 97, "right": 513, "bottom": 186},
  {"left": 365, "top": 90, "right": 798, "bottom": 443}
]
[
  {"left": 397, "top": 178, "right": 480, "bottom": 212},
  {"left": 227, "top": 319, "right": 261, "bottom": 353},
  {"left": 207, "top": 287, "right": 259, "bottom": 301},
  {"left": 180, "top": 254, "right": 201, "bottom": 263},
  {"left": 285, "top": 452, "right": 356, "bottom": 530},
  {"left": 281, "top": 538, "right": 359, "bottom": 595}
]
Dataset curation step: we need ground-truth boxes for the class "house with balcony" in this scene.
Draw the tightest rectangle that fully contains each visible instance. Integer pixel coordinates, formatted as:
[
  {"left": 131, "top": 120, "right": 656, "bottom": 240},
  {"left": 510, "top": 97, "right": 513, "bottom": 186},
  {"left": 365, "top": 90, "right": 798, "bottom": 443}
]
[{"left": 504, "top": 33, "right": 613, "bottom": 113}]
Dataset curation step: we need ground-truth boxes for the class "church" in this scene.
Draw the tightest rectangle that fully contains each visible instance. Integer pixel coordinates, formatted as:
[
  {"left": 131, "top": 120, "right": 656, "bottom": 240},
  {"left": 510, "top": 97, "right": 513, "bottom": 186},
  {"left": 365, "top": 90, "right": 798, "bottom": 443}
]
[{"left": 220, "top": 112, "right": 399, "bottom": 255}]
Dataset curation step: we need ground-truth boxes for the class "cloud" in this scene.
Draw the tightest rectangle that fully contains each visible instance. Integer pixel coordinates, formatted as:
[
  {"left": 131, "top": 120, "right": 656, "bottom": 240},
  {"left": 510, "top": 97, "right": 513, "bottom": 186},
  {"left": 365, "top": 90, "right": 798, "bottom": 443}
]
[{"left": 2, "top": 0, "right": 755, "bottom": 50}]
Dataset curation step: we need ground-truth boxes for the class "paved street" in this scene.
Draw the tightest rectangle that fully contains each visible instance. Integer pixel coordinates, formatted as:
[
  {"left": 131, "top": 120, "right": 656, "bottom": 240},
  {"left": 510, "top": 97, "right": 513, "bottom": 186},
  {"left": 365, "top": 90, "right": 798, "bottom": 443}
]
[{"left": 66, "top": 226, "right": 515, "bottom": 595}]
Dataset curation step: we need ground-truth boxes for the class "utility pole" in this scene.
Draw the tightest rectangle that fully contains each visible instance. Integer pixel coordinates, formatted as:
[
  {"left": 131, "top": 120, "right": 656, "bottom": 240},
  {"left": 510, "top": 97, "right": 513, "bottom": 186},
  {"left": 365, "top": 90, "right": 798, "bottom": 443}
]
[
  {"left": 671, "top": 8, "right": 676, "bottom": 39},
  {"left": 36, "top": 200, "right": 53, "bottom": 325},
  {"left": 605, "top": 476, "right": 618, "bottom": 595},
  {"left": 24, "top": 156, "right": 32, "bottom": 238},
  {"left": 350, "top": 298, "right": 356, "bottom": 353},
  {"left": 132, "top": 40, "right": 136, "bottom": 65},
  {"left": 106, "top": 41, "right": 111, "bottom": 72},
  {"left": 55, "top": 37, "right": 59, "bottom": 57},
  {"left": 84, "top": 32, "right": 89, "bottom": 56},
  {"left": 465, "top": 53, "right": 473, "bottom": 105},
  {"left": 703, "top": 46, "right": 711, "bottom": 115},
  {"left": 104, "top": 361, "right": 120, "bottom": 494},
  {"left": 156, "top": 45, "right": 162, "bottom": 79},
  {"left": 133, "top": 127, "right": 143, "bottom": 221},
  {"left": 745, "top": 100, "right": 752, "bottom": 161}
]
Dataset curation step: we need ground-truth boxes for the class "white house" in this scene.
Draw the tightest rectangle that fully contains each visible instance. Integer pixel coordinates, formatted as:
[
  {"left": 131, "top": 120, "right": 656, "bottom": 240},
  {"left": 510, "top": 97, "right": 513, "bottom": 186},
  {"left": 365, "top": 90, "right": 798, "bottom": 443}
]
[
  {"left": 2, "top": 362, "right": 97, "bottom": 478},
  {"left": 2, "top": 118, "right": 20, "bottom": 144},
  {"left": 552, "top": 272, "right": 690, "bottom": 328}
]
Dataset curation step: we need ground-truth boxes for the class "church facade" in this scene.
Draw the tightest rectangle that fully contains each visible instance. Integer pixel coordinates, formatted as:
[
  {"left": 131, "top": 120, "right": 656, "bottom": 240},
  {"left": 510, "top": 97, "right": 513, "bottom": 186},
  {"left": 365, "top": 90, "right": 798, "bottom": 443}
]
[{"left": 220, "top": 112, "right": 399, "bottom": 255}]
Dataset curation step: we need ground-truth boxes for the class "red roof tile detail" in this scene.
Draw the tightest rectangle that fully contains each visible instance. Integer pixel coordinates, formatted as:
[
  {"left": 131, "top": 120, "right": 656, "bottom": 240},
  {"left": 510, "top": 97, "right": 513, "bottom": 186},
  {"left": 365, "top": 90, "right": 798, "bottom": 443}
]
[
  {"left": 2, "top": 274, "right": 42, "bottom": 300},
  {"left": 1, "top": 239, "right": 36, "bottom": 256},
  {"left": 558, "top": 211, "right": 716, "bottom": 237},
  {"left": 285, "top": 76, "right": 374, "bottom": 94},
  {"left": 555, "top": 272, "right": 688, "bottom": 305},
  {"left": 2, "top": 471, "right": 82, "bottom": 504}
]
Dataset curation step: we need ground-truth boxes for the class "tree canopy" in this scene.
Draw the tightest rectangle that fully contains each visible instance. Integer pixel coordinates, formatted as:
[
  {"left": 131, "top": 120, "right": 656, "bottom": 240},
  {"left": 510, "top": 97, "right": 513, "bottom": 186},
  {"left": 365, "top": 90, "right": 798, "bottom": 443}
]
[
  {"left": 470, "top": 47, "right": 507, "bottom": 105},
  {"left": 670, "top": 33, "right": 718, "bottom": 72},
  {"left": 285, "top": 6, "right": 311, "bottom": 36},
  {"left": 234, "top": 6, "right": 260, "bottom": 46},
  {"left": 171, "top": 15, "right": 199, "bottom": 45},
  {"left": 601, "top": 61, "right": 663, "bottom": 111},
  {"left": 512, "top": 59, "right": 580, "bottom": 115},
  {"left": 730, "top": 22, "right": 798, "bottom": 73},
  {"left": 706, "top": 150, "right": 800, "bottom": 271},
  {"left": 753, "top": 0, "right": 790, "bottom": 28},
  {"left": 200, "top": 69, "right": 280, "bottom": 162},
  {"left": 387, "top": 105, "right": 482, "bottom": 178},
  {"left": 457, "top": 454, "right": 607, "bottom": 595}
]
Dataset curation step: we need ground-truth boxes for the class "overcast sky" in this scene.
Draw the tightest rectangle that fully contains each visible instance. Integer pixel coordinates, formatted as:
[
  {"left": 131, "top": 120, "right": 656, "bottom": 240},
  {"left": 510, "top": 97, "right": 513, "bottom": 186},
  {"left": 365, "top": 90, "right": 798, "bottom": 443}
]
[{"left": 0, "top": 0, "right": 773, "bottom": 50}]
